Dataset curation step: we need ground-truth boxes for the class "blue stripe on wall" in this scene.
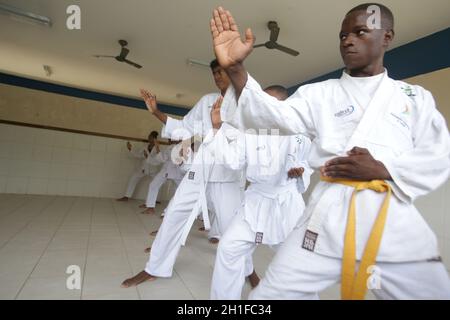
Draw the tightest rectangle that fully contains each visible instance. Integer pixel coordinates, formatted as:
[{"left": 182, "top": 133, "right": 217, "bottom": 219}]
[
  {"left": 288, "top": 27, "right": 450, "bottom": 95},
  {"left": 0, "top": 72, "right": 190, "bottom": 116}
]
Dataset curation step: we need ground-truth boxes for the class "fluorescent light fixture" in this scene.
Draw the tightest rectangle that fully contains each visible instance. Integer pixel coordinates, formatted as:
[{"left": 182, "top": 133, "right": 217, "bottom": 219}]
[
  {"left": 187, "top": 58, "right": 210, "bottom": 68},
  {"left": 0, "top": 3, "right": 52, "bottom": 27}
]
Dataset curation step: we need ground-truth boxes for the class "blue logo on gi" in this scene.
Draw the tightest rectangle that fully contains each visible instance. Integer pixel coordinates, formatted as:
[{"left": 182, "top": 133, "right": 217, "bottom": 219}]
[{"left": 335, "top": 105, "right": 355, "bottom": 118}]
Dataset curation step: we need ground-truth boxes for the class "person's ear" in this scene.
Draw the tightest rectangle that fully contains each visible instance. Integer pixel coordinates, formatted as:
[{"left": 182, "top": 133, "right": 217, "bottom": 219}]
[{"left": 383, "top": 29, "right": 394, "bottom": 47}]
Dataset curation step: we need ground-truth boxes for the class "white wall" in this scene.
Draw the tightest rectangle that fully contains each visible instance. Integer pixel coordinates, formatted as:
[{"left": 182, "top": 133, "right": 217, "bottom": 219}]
[{"left": 0, "top": 123, "right": 175, "bottom": 201}]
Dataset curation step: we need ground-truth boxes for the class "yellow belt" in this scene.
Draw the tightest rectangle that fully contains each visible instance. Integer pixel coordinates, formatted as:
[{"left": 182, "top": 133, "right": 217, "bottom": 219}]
[{"left": 321, "top": 176, "right": 392, "bottom": 300}]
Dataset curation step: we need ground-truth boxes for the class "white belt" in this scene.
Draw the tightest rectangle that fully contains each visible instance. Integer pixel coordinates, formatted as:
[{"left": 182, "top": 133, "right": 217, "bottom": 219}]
[{"left": 247, "top": 182, "right": 297, "bottom": 204}]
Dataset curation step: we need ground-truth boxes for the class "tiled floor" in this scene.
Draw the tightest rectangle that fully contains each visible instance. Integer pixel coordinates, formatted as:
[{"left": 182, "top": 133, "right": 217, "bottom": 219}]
[{"left": 0, "top": 194, "right": 367, "bottom": 300}]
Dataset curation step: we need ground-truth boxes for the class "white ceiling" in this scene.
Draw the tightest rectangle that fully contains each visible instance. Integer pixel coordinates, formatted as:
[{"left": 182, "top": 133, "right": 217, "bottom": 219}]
[{"left": 0, "top": 0, "right": 449, "bottom": 109}]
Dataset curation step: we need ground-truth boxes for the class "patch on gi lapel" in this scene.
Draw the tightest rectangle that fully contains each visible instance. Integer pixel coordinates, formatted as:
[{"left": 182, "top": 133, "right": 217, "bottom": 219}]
[
  {"left": 401, "top": 85, "right": 416, "bottom": 97},
  {"left": 334, "top": 105, "right": 355, "bottom": 118},
  {"left": 188, "top": 171, "right": 195, "bottom": 180},
  {"left": 302, "top": 230, "right": 318, "bottom": 251},
  {"left": 295, "top": 135, "right": 303, "bottom": 144},
  {"left": 255, "top": 232, "right": 263, "bottom": 244}
]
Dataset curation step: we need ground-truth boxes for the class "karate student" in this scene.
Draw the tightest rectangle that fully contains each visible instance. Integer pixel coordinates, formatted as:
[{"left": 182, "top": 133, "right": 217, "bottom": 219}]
[
  {"left": 210, "top": 3, "right": 450, "bottom": 299},
  {"left": 210, "top": 85, "right": 313, "bottom": 300},
  {"left": 141, "top": 139, "right": 185, "bottom": 215},
  {"left": 121, "top": 60, "right": 251, "bottom": 288},
  {"left": 117, "top": 131, "right": 162, "bottom": 201}
]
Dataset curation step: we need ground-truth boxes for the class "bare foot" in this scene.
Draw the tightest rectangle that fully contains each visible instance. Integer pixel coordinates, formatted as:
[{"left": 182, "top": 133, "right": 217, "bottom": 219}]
[
  {"left": 121, "top": 271, "right": 155, "bottom": 288},
  {"left": 144, "top": 246, "right": 151, "bottom": 253},
  {"left": 198, "top": 226, "right": 206, "bottom": 231},
  {"left": 150, "top": 230, "right": 158, "bottom": 236},
  {"left": 209, "top": 238, "right": 219, "bottom": 244},
  {"left": 247, "top": 270, "right": 260, "bottom": 288},
  {"left": 139, "top": 203, "right": 147, "bottom": 208},
  {"left": 116, "top": 197, "right": 129, "bottom": 202},
  {"left": 141, "top": 208, "right": 155, "bottom": 214}
]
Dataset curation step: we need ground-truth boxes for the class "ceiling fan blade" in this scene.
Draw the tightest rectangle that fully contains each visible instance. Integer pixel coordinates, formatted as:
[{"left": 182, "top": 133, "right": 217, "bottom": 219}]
[
  {"left": 93, "top": 55, "right": 115, "bottom": 58},
  {"left": 269, "top": 25, "right": 280, "bottom": 43},
  {"left": 274, "top": 44, "right": 299, "bottom": 56},
  {"left": 253, "top": 43, "right": 266, "bottom": 48},
  {"left": 118, "top": 47, "right": 129, "bottom": 59},
  {"left": 124, "top": 59, "right": 142, "bottom": 69}
]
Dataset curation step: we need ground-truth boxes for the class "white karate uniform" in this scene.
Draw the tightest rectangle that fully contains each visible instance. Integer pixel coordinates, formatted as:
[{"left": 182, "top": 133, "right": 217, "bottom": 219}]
[
  {"left": 144, "top": 93, "right": 245, "bottom": 278},
  {"left": 210, "top": 129, "right": 313, "bottom": 300},
  {"left": 222, "top": 70, "right": 450, "bottom": 299},
  {"left": 145, "top": 144, "right": 186, "bottom": 208},
  {"left": 124, "top": 144, "right": 162, "bottom": 198}
]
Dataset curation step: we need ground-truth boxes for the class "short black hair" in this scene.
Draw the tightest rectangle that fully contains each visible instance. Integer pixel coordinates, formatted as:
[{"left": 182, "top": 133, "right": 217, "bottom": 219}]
[
  {"left": 264, "top": 85, "right": 289, "bottom": 100},
  {"left": 210, "top": 59, "right": 220, "bottom": 70},
  {"left": 346, "top": 3, "right": 394, "bottom": 30},
  {"left": 149, "top": 131, "right": 158, "bottom": 138}
]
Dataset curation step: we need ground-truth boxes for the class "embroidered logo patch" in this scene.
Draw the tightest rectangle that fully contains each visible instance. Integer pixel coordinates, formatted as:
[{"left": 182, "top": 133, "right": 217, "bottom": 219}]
[
  {"left": 401, "top": 85, "right": 416, "bottom": 97},
  {"left": 302, "top": 230, "right": 318, "bottom": 252},
  {"left": 334, "top": 105, "right": 355, "bottom": 118},
  {"left": 295, "top": 135, "right": 303, "bottom": 144},
  {"left": 255, "top": 232, "right": 263, "bottom": 244},
  {"left": 188, "top": 171, "right": 195, "bottom": 180}
]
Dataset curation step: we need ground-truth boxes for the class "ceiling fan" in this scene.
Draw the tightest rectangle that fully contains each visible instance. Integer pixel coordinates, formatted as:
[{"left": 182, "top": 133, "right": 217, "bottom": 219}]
[
  {"left": 93, "top": 40, "right": 143, "bottom": 69},
  {"left": 253, "top": 21, "right": 299, "bottom": 56}
]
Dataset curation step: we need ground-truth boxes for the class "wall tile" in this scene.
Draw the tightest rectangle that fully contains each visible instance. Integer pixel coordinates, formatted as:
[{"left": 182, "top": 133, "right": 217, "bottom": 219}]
[
  {"left": 27, "top": 178, "right": 48, "bottom": 195},
  {"left": 106, "top": 139, "right": 124, "bottom": 154},
  {"left": 48, "top": 164, "right": 69, "bottom": 179},
  {"left": 6, "top": 177, "right": 28, "bottom": 193},
  {"left": 72, "top": 134, "right": 91, "bottom": 150},
  {"left": 0, "top": 125, "right": 165, "bottom": 200},
  {"left": 32, "top": 145, "right": 53, "bottom": 162},
  {"left": 28, "top": 162, "right": 50, "bottom": 179},
  {"left": 70, "top": 150, "right": 90, "bottom": 165},
  {"left": 88, "top": 151, "right": 105, "bottom": 166},
  {"left": 0, "top": 175, "right": 7, "bottom": 193},
  {"left": 33, "top": 129, "right": 54, "bottom": 146},
  {"left": 11, "top": 143, "right": 33, "bottom": 160},
  {"left": 47, "top": 179, "right": 67, "bottom": 196},
  {"left": 90, "top": 136, "right": 106, "bottom": 152},
  {"left": 51, "top": 147, "right": 72, "bottom": 164},
  {"left": 0, "top": 158, "right": 9, "bottom": 175},
  {"left": 53, "top": 131, "right": 73, "bottom": 148},
  {"left": 0, "top": 142, "right": 12, "bottom": 159}
]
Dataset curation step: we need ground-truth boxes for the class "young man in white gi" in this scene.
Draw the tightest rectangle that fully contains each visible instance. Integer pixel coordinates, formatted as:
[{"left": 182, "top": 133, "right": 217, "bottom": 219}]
[
  {"left": 210, "top": 3, "right": 450, "bottom": 299},
  {"left": 117, "top": 131, "right": 162, "bottom": 201},
  {"left": 210, "top": 85, "right": 313, "bottom": 300},
  {"left": 121, "top": 60, "right": 256, "bottom": 288},
  {"left": 141, "top": 139, "right": 185, "bottom": 215}
]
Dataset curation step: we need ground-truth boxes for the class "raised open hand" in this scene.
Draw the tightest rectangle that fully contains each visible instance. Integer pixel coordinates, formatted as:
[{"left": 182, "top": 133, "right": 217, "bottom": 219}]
[
  {"left": 210, "top": 7, "right": 255, "bottom": 69},
  {"left": 140, "top": 89, "right": 158, "bottom": 114}
]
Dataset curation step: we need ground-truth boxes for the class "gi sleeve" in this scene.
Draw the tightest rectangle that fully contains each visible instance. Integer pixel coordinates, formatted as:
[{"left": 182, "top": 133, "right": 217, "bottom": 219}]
[
  {"left": 294, "top": 135, "right": 313, "bottom": 193},
  {"left": 221, "top": 74, "right": 316, "bottom": 138},
  {"left": 205, "top": 123, "right": 246, "bottom": 171},
  {"left": 162, "top": 95, "right": 209, "bottom": 140},
  {"left": 382, "top": 88, "right": 450, "bottom": 203}
]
